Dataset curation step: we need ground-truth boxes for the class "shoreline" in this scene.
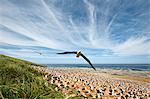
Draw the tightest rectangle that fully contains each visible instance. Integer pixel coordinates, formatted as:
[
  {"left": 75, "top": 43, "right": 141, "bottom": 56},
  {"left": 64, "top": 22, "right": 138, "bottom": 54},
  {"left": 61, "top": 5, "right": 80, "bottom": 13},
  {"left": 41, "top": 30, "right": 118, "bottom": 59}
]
[
  {"left": 43, "top": 64, "right": 150, "bottom": 71},
  {"left": 44, "top": 66, "right": 150, "bottom": 79}
]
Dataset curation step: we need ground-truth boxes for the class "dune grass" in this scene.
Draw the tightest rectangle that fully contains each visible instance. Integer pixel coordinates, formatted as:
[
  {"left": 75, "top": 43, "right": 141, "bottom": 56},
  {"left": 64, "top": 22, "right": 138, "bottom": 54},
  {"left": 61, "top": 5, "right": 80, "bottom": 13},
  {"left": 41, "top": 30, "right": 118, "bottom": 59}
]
[{"left": 0, "top": 54, "right": 64, "bottom": 98}]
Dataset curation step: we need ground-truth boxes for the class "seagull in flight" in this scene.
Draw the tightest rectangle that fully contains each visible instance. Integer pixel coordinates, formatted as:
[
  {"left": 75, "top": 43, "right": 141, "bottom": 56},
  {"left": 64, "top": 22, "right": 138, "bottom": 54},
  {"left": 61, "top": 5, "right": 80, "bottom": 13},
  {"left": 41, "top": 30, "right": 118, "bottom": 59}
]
[
  {"left": 34, "top": 51, "right": 42, "bottom": 55},
  {"left": 57, "top": 51, "right": 96, "bottom": 70}
]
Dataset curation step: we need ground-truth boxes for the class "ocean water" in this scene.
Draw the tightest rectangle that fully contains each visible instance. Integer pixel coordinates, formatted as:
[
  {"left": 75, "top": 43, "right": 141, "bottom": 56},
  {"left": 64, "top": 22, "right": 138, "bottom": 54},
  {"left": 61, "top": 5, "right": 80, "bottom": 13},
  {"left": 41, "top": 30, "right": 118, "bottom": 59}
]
[{"left": 44, "top": 64, "right": 150, "bottom": 71}]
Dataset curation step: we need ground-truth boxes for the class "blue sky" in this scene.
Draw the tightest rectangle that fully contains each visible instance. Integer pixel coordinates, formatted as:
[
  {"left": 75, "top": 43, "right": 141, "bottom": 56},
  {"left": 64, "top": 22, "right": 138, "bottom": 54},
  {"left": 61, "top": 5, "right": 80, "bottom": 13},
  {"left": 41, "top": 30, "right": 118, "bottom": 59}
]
[{"left": 0, "top": 0, "right": 150, "bottom": 64}]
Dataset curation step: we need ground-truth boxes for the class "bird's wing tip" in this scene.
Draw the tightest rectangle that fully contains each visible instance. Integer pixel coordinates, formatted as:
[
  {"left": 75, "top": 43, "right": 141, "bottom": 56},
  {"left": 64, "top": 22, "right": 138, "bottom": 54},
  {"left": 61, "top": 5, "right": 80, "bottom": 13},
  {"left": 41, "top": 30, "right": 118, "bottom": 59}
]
[{"left": 56, "top": 53, "right": 61, "bottom": 54}]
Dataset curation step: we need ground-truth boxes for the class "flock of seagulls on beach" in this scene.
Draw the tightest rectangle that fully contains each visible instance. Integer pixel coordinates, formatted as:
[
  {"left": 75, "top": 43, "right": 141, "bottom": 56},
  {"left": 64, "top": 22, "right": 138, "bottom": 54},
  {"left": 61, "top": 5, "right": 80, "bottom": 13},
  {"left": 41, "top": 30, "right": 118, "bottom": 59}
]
[{"left": 32, "top": 66, "right": 150, "bottom": 98}]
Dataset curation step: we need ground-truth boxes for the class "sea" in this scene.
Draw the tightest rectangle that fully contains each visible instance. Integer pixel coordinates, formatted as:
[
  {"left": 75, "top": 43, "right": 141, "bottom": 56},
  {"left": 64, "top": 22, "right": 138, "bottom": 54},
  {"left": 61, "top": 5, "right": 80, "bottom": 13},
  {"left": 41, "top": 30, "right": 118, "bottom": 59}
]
[{"left": 44, "top": 64, "right": 150, "bottom": 71}]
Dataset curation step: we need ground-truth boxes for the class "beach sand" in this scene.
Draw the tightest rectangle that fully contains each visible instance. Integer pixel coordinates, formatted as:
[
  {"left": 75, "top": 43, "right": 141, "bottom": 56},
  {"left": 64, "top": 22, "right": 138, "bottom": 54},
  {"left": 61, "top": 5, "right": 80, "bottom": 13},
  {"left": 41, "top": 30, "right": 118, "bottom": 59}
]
[{"left": 33, "top": 66, "right": 150, "bottom": 98}]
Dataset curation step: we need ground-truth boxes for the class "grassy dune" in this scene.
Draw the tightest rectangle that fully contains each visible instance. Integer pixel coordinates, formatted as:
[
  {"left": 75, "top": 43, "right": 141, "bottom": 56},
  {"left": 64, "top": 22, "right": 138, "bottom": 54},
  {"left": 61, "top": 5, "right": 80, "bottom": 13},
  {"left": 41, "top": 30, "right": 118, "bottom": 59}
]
[{"left": 0, "top": 54, "right": 64, "bottom": 98}]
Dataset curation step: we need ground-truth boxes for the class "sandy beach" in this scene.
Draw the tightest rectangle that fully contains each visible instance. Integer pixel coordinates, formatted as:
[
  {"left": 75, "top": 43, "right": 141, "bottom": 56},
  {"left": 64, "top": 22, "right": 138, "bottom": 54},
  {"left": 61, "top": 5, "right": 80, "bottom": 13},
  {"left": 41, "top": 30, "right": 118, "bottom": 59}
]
[{"left": 33, "top": 66, "right": 150, "bottom": 98}]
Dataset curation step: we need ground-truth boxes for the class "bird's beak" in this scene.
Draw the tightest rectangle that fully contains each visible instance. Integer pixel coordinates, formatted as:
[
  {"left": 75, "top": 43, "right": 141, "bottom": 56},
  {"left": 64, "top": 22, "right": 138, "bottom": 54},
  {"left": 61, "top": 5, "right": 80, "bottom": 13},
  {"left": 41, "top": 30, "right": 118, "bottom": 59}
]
[{"left": 76, "top": 56, "right": 80, "bottom": 58}]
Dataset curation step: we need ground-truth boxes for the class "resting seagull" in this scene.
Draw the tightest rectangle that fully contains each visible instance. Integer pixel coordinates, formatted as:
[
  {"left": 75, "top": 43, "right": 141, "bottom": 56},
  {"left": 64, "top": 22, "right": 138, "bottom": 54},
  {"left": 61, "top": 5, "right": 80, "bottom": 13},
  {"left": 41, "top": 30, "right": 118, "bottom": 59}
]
[{"left": 57, "top": 51, "right": 96, "bottom": 70}]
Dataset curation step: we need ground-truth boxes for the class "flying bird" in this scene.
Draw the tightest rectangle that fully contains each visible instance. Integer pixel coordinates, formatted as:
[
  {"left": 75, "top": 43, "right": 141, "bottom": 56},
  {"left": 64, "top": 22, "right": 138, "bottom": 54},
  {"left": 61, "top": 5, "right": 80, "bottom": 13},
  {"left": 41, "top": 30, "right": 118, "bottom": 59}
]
[
  {"left": 57, "top": 51, "right": 96, "bottom": 70},
  {"left": 34, "top": 51, "right": 42, "bottom": 55}
]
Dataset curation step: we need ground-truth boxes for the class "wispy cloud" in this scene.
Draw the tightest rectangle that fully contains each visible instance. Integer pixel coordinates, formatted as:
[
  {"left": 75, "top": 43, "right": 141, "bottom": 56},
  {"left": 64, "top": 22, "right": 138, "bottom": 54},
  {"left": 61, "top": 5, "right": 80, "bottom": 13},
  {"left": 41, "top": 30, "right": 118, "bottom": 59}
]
[
  {"left": 114, "top": 37, "right": 150, "bottom": 55},
  {"left": 0, "top": 0, "right": 150, "bottom": 63}
]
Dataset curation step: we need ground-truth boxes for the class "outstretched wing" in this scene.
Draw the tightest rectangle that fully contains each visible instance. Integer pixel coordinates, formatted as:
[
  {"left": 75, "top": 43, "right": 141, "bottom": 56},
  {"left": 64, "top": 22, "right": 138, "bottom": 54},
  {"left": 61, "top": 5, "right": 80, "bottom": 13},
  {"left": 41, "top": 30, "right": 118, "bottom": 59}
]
[
  {"left": 80, "top": 53, "right": 96, "bottom": 71},
  {"left": 57, "top": 51, "right": 77, "bottom": 54}
]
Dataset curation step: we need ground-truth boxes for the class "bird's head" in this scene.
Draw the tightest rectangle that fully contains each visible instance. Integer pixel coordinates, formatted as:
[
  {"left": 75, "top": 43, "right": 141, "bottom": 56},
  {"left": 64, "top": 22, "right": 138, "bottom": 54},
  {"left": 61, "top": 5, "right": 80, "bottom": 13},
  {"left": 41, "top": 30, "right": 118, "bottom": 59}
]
[{"left": 76, "top": 50, "right": 81, "bottom": 58}]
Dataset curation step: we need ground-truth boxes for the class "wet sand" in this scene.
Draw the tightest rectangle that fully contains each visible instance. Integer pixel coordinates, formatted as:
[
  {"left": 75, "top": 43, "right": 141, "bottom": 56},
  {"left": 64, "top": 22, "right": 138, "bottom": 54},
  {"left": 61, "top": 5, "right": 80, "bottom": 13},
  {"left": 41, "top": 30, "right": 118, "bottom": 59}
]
[{"left": 33, "top": 66, "right": 150, "bottom": 98}]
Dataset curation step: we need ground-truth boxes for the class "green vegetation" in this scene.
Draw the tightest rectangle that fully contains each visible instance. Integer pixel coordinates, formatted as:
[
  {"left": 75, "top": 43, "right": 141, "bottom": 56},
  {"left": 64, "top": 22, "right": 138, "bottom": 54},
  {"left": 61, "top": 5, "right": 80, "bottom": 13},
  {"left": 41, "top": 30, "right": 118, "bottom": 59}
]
[{"left": 0, "top": 54, "right": 64, "bottom": 98}]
